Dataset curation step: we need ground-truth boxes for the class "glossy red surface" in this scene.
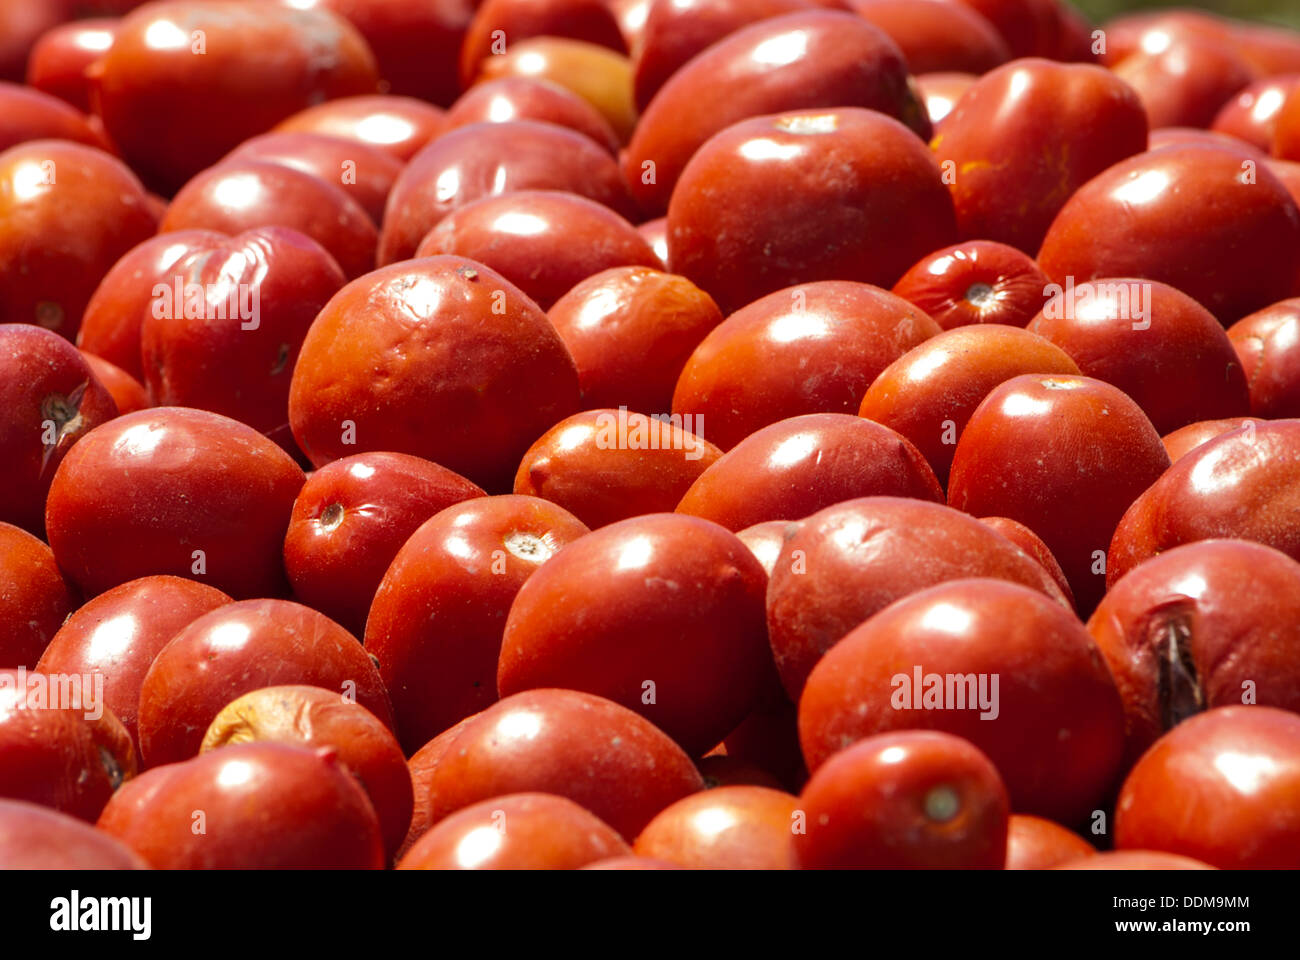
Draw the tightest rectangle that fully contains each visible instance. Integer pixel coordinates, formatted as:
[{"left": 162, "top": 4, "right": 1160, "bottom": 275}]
[
  {"left": 793, "top": 730, "right": 1009, "bottom": 869},
  {"left": 675, "top": 414, "right": 944, "bottom": 532},
  {"left": 626, "top": 11, "right": 931, "bottom": 217},
  {"left": 666, "top": 108, "right": 954, "bottom": 315},
  {"left": 1115, "top": 706, "right": 1300, "bottom": 869},
  {"left": 97, "top": 742, "right": 385, "bottom": 868},
  {"left": 498, "top": 513, "right": 771, "bottom": 755},
  {"left": 798, "top": 578, "right": 1125, "bottom": 825},
  {"left": 35, "top": 575, "right": 231, "bottom": 751},
  {"left": 284, "top": 452, "right": 485, "bottom": 638},
  {"left": 932, "top": 58, "right": 1148, "bottom": 254},
  {"left": 0, "top": 522, "right": 76, "bottom": 669},
  {"left": 136, "top": 597, "right": 392, "bottom": 768},
  {"left": 45, "top": 407, "right": 305, "bottom": 599},
  {"left": 891, "top": 241, "right": 1052, "bottom": 331},
  {"left": 364, "top": 496, "right": 589, "bottom": 753},
  {"left": 1228, "top": 298, "right": 1300, "bottom": 418},
  {"left": 288, "top": 257, "right": 581, "bottom": 492},
  {"left": 0, "top": 324, "right": 118, "bottom": 535},
  {"left": 765, "top": 497, "right": 1072, "bottom": 699},
  {"left": 948, "top": 374, "right": 1171, "bottom": 614},
  {"left": 1037, "top": 144, "right": 1300, "bottom": 324},
  {"left": 673, "top": 281, "right": 940, "bottom": 450}
]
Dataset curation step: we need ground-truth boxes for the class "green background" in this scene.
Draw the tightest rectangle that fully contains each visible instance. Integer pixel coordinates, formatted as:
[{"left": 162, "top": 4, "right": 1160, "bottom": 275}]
[{"left": 1075, "top": 0, "right": 1300, "bottom": 31}]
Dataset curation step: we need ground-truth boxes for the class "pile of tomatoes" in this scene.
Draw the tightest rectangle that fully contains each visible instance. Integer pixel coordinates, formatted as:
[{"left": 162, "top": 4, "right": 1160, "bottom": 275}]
[{"left": 2, "top": 0, "right": 1300, "bottom": 871}]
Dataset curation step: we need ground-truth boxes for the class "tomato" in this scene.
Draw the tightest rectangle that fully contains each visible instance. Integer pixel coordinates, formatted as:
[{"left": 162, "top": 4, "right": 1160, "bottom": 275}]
[
  {"left": 667, "top": 108, "right": 954, "bottom": 315},
  {"left": 499, "top": 513, "right": 771, "bottom": 755},
  {"left": 1005, "top": 814, "right": 1094, "bottom": 869},
  {"left": 948, "top": 374, "right": 1171, "bottom": 614},
  {"left": 1088, "top": 539, "right": 1300, "bottom": 766},
  {"left": 633, "top": 785, "right": 799, "bottom": 868},
  {"left": 0, "top": 140, "right": 156, "bottom": 340},
  {"left": 793, "top": 730, "right": 1009, "bottom": 869},
  {"left": 798, "top": 578, "right": 1125, "bottom": 825},
  {"left": 765, "top": 497, "right": 1072, "bottom": 699},
  {"left": 1115, "top": 706, "right": 1300, "bottom": 869},
  {"left": 443, "top": 77, "right": 620, "bottom": 154},
  {"left": 673, "top": 281, "right": 940, "bottom": 450},
  {"left": 288, "top": 257, "right": 581, "bottom": 492},
  {"left": 0, "top": 522, "right": 76, "bottom": 669},
  {"left": 201, "top": 685, "right": 412, "bottom": 860},
  {"left": 514, "top": 409, "right": 721, "bottom": 528},
  {"left": 45, "top": 407, "right": 305, "bottom": 599},
  {"left": 35, "top": 575, "right": 231, "bottom": 751},
  {"left": 411, "top": 688, "right": 704, "bottom": 840},
  {"left": 365, "top": 495, "right": 588, "bottom": 751},
  {"left": 932, "top": 58, "right": 1148, "bottom": 254},
  {"left": 92, "top": 0, "right": 379, "bottom": 193},
  {"left": 1228, "top": 298, "right": 1300, "bottom": 418},
  {"left": 679, "top": 414, "right": 945, "bottom": 534},
  {"left": 97, "top": 743, "right": 385, "bottom": 868},
  {"left": 859, "top": 324, "right": 1079, "bottom": 487},
  {"left": 0, "top": 799, "right": 147, "bottom": 869},
  {"left": 273, "top": 94, "right": 446, "bottom": 162},
  {"left": 627, "top": 12, "right": 930, "bottom": 217},
  {"left": 0, "top": 324, "right": 118, "bottom": 535},
  {"left": 398, "top": 793, "right": 629, "bottom": 870}
]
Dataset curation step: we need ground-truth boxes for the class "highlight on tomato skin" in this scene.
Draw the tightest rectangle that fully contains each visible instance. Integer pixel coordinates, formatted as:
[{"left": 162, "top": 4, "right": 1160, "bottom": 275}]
[{"left": 3, "top": 0, "right": 1300, "bottom": 880}]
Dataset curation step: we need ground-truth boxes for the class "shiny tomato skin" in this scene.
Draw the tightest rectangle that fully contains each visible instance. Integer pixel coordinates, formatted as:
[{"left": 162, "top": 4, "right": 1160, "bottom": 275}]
[
  {"left": 1026, "top": 277, "right": 1250, "bottom": 435},
  {"left": 443, "top": 77, "right": 620, "bottom": 154},
  {"left": 273, "top": 94, "right": 446, "bottom": 162},
  {"left": 798, "top": 578, "right": 1125, "bottom": 825},
  {"left": 201, "top": 685, "right": 413, "bottom": 861},
  {"left": 1037, "top": 144, "right": 1300, "bottom": 324},
  {"left": 0, "top": 668, "right": 137, "bottom": 822},
  {"left": 45, "top": 407, "right": 305, "bottom": 600},
  {"left": 627, "top": 12, "right": 931, "bottom": 217},
  {"left": 0, "top": 799, "right": 147, "bottom": 869},
  {"left": 1088, "top": 539, "right": 1300, "bottom": 766},
  {"left": 891, "top": 241, "right": 1052, "bottom": 331},
  {"left": 160, "top": 161, "right": 377, "bottom": 281},
  {"left": 0, "top": 324, "right": 118, "bottom": 535},
  {"left": 1108, "top": 420, "right": 1300, "bottom": 587},
  {"left": 412, "top": 190, "right": 659, "bottom": 310},
  {"left": 0, "top": 522, "right": 76, "bottom": 669},
  {"left": 793, "top": 730, "right": 1009, "bottom": 869},
  {"left": 35, "top": 575, "right": 231, "bottom": 751},
  {"left": 547, "top": 266, "right": 723, "bottom": 416},
  {"left": 140, "top": 226, "right": 347, "bottom": 438},
  {"left": 1005, "top": 814, "right": 1095, "bottom": 869},
  {"left": 667, "top": 108, "right": 954, "bottom": 316},
  {"left": 136, "top": 598, "right": 392, "bottom": 768},
  {"left": 0, "top": 140, "right": 157, "bottom": 341},
  {"left": 288, "top": 257, "right": 581, "bottom": 493},
  {"left": 284, "top": 451, "right": 485, "bottom": 638},
  {"left": 633, "top": 785, "right": 799, "bottom": 869},
  {"left": 1115, "top": 706, "right": 1300, "bottom": 869},
  {"left": 415, "top": 688, "right": 704, "bottom": 840},
  {"left": 858, "top": 324, "right": 1080, "bottom": 487},
  {"left": 673, "top": 281, "right": 940, "bottom": 450},
  {"left": 931, "top": 58, "right": 1148, "bottom": 254},
  {"left": 498, "top": 513, "right": 771, "bottom": 756},
  {"left": 765, "top": 497, "right": 1072, "bottom": 700},
  {"left": 398, "top": 792, "right": 629, "bottom": 870},
  {"left": 91, "top": 0, "right": 380, "bottom": 194},
  {"left": 514, "top": 409, "right": 720, "bottom": 529},
  {"left": 1228, "top": 298, "right": 1300, "bottom": 418},
  {"left": 78, "top": 230, "right": 225, "bottom": 381},
  {"left": 96, "top": 742, "right": 385, "bottom": 869},
  {"left": 364, "top": 496, "right": 589, "bottom": 753},
  {"left": 675, "top": 414, "right": 944, "bottom": 533},
  {"left": 948, "top": 374, "right": 1171, "bottom": 615},
  {"left": 378, "top": 120, "right": 635, "bottom": 265}
]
